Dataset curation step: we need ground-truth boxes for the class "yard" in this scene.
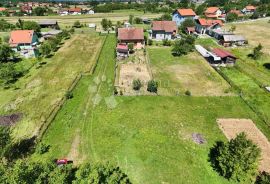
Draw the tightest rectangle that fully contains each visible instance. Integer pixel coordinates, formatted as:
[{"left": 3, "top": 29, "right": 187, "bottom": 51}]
[
  {"left": 33, "top": 34, "right": 270, "bottom": 184},
  {"left": 147, "top": 47, "right": 232, "bottom": 96},
  {"left": 0, "top": 31, "right": 105, "bottom": 139}
]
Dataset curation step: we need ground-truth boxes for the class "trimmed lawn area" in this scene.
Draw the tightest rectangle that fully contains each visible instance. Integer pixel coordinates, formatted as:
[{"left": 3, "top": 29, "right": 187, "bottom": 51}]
[
  {"left": 35, "top": 34, "right": 270, "bottom": 184},
  {"left": 147, "top": 47, "right": 232, "bottom": 96},
  {"left": 0, "top": 31, "right": 105, "bottom": 139}
]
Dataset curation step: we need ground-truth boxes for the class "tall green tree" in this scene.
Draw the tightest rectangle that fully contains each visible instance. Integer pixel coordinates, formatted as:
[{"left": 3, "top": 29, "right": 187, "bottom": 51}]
[
  {"left": 0, "top": 43, "right": 14, "bottom": 62},
  {"left": 210, "top": 132, "right": 261, "bottom": 182}
]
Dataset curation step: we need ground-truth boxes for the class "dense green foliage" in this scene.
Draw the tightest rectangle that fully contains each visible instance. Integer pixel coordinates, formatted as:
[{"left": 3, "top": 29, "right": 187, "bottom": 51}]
[
  {"left": 132, "top": 79, "right": 142, "bottom": 90},
  {"left": 180, "top": 18, "right": 195, "bottom": 33},
  {"left": 147, "top": 80, "right": 158, "bottom": 93},
  {"left": 0, "top": 19, "right": 15, "bottom": 31},
  {"left": 0, "top": 43, "right": 14, "bottom": 63},
  {"left": 172, "top": 35, "right": 195, "bottom": 56},
  {"left": 256, "top": 172, "right": 270, "bottom": 184},
  {"left": 210, "top": 133, "right": 261, "bottom": 182},
  {"left": 101, "top": 18, "right": 112, "bottom": 31},
  {"left": 226, "top": 13, "right": 239, "bottom": 22}
]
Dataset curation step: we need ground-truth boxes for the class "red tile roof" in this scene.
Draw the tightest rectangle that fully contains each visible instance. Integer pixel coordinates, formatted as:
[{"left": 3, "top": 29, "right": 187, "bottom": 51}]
[
  {"left": 198, "top": 18, "right": 223, "bottom": 26},
  {"left": 152, "top": 21, "right": 177, "bottom": 33},
  {"left": 177, "top": 9, "right": 196, "bottom": 16},
  {"left": 0, "top": 7, "right": 7, "bottom": 11},
  {"left": 212, "top": 48, "right": 236, "bottom": 59},
  {"left": 229, "top": 9, "right": 244, "bottom": 16},
  {"left": 186, "top": 27, "right": 195, "bottom": 32},
  {"left": 9, "top": 30, "right": 34, "bottom": 46},
  {"left": 69, "top": 7, "right": 82, "bottom": 12},
  {"left": 118, "top": 28, "right": 144, "bottom": 41},
  {"left": 246, "top": 5, "right": 256, "bottom": 10},
  {"left": 205, "top": 7, "right": 220, "bottom": 14},
  {"left": 117, "top": 44, "right": 128, "bottom": 50}
]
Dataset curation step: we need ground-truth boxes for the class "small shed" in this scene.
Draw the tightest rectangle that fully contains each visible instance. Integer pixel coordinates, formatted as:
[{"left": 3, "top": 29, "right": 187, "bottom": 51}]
[
  {"left": 38, "top": 20, "right": 59, "bottom": 29},
  {"left": 220, "top": 35, "right": 247, "bottom": 47},
  {"left": 186, "top": 27, "right": 195, "bottom": 35},
  {"left": 116, "top": 44, "right": 129, "bottom": 59},
  {"left": 211, "top": 48, "right": 237, "bottom": 66}
]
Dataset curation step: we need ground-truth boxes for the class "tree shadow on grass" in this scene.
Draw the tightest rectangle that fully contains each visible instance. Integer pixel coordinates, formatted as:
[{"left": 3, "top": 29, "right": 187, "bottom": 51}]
[
  {"left": 208, "top": 141, "right": 225, "bottom": 177},
  {"left": 263, "top": 63, "right": 270, "bottom": 70}
]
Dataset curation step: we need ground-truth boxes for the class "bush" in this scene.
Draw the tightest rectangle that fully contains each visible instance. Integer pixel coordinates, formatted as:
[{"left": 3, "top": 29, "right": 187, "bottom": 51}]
[
  {"left": 172, "top": 35, "right": 195, "bottom": 56},
  {"left": 185, "top": 90, "right": 191, "bottom": 96},
  {"left": 36, "top": 143, "right": 50, "bottom": 154},
  {"left": 132, "top": 79, "right": 142, "bottom": 90},
  {"left": 162, "top": 39, "right": 172, "bottom": 46},
  {"left": 148, "top": 39, "right": 153, "bottom": 46},
  {"left": 209, "top": 132, "right": 261, "bottom": 182},
  {"left": 226, "top": 13, "right": 238, "bottom": 22},
  {"left": 65, "top": 91, "right": 73, "bottom": 99},
  {"left": 134, "top": 17, "right": 142, "bottom": 24},
  {"left": 73, "top": 20, "right": 81, "bottom": 28},
  {"left": 147, "top": 80, "right": 158, "bottom": 93},
  {"left": 256, "top": 172, "right": 270, "bottom": 184}
]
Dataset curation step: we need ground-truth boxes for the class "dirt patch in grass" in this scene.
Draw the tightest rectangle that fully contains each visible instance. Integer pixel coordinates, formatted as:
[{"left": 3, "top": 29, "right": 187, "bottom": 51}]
[
  {"left": 0, "top": 113, "right": 23, "bottom": 126},
  {"left": 67, "top": 130, "right": 81, "bottom": 165},
  {"left": 217, "top": 118, "right": 270, "bottom": 173},
  {"left": 192, "top": 133, "right": 207, "bottom": 144}
]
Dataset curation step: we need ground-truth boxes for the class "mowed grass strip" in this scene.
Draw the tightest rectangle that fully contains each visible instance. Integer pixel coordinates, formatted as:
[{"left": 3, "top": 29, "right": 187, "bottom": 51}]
[
  {"left": 2, "top": 32, "right": 104, "bottom": 139},
  {"left": 147, "top": 47, "right": 232, "bottom": 96}
]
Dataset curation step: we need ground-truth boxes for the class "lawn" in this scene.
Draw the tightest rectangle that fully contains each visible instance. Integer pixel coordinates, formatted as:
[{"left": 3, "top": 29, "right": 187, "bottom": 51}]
[
  {"left": 225, "top": 18, "right": 270, "bottom": 54},
  {"left": 147, "top": 47, "right": 232, "bottom": 96},
  {"left": 33, "top": 34, "right": 270, "bottom": 184},
  {"left": 0, "top": 31, "right": 105, "bottom": 139}
]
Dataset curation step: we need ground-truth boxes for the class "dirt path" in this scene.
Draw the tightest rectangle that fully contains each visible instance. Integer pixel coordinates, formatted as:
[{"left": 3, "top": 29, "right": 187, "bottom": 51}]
[
  {"left": 217, "top": 118, "right": 270, "bottom": 173},
  {"left": 67, "top": 130, "right": 81, "bottom": 165}
]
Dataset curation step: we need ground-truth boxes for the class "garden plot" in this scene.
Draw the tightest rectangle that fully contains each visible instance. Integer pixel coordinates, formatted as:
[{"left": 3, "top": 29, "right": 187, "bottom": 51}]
[
  {"left": 116, "top": 50, "right": 152, "bottom": 95},
  {"left": 217, "top": 118, "right": 270, "bottom": 173}
]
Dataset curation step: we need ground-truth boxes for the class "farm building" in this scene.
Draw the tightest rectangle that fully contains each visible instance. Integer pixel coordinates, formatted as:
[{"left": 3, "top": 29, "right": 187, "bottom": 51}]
[
  {"left": 68, "top": 7, "right": 82, "bottom": 15},
  {"left": 41, "top": 30, "right": 62, "bottom": 39},
  {"left": 21, "top": 5, "right": 32, "bottom": 14},
  {"left": 242, "top": 5, "right": 256, "bottom": 14},
  {"left": 211, "top": 48, "right": 237, "bottom": 66},
  {"left": 117, "top": 28, "right": 144, "bottom": 49},
  {"left": 207, "top": 29, "right": 234, "bottom": 40},
  {"left": 9, "top": 30, "right": 39, "bottom": 58},
  {"left": 150, "top": 21, "right": 177, "bottom": 40},
  {"left": 195, "top": 19, "right": 223, "bottom": 34},
  {"left": 220, "top": 35, "right": 247, "bottom": 47},
  {"left": 38, "top": 20, "right": 59, "bottom": 29},
  {"left": 204, "top": 7, "right": 223, "bottom": 18},
  {"left": 172, "top": 8, "right": 196, "bottom": 26},
  {"left": 116, "top": 44, "right": 129, "bottom": 59}
]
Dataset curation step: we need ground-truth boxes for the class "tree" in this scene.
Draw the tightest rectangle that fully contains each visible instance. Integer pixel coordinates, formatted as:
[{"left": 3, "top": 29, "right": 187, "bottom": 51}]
[
  {"left": 250, "top": 43, "right": 263, "bottom": 60},
  {"left": 147, "top": 80, "right": 158, "bottom": 93},
  {"left": 39, "top": 42, "right": 52, "bottom": 57},
  {"left": 226, "top": 13, "right": 238, "bottom": 22},
  {"left": 133, "top": 79, "right": 142, "bottom": 90},
  {"left": 172, "top": 35, "right": 195, "bottom": 56},
  {"left": 74, "top": 162, "right": 131, "bottom": 184},
  {"left": 128, "top": 43, "right": 134, "bottom": 53},
  {"left": 129, "top": 14, "right": 134, "bottom": 24},
  {"left": 134, "top": 17, "right": 142, "bottom": 24},
  {"left": 180, "top": 18, "right": 195, "bottom": 33},
  {"left": 0, "top": 62, "right": 23, "bottom": 85},
  {"left": 22, "top": 21, "right": 41, "bottom": 33},
  {"left": 210, "top": 132, "right": 261, "bottom": 182},
  {"left": 101, "top": 18, "right": 109, "bottom": 31},
  {"left": 73, "top": 20, "right": 81, "bottom": 28},
  {"left": 195, "top": 3, "right": 206, "bottom": 15},
  {"left": 0, "top": 43, "right": 14, "bottom": 62},
  {"left": 160, "top": 13, "right": 172, "bottom": 20},
  {"left": 33, "top": 7, "right": 47, "bottom": 16}
]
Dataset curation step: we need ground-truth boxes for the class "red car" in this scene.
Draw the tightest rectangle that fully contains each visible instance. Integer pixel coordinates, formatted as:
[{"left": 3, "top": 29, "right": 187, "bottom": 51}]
[{"left": 56, "top": 159, "right": 68, "bottom": 165}]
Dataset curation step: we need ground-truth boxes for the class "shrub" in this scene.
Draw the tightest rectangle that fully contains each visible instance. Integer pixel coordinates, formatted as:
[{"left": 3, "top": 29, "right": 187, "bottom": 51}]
[
  {"left": 147, "top": 80, "right": 158, "bottom": 93},
  {"left": 73, "top": 20, "right": 81, "bottom": 28},
  {"left": 226, "top": 13, "right": 238, "bottom": 22},
  {"left": 185, "top": 90, "right": 191, "bottom": 96},
  {"left": 65, "top": 91, "right": 73, "bottom": 99},
  {"left": 162, "top": 39, "right": 172, "bottom": 46},
  {"left": 132, "top": 79, "right": 142, "bottom": 90},
  {"left": 209, "top": 132, "right": 261, "bottom": 182},
  {"left": 148, "top": 39, "right": 153, "bottom": 46},
  {"left": 256, "top": 172, "right": 270, "bottom": 184},
  {"left": 172, "top": 35, "right": 195, "bottom": 56},
  {"left": 36, "top": 143, "right": 50, "bottom": 154}
]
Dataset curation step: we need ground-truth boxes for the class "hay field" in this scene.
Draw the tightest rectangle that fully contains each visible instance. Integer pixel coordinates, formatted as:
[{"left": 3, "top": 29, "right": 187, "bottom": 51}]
[{"left": 0, "top": 32, "right": 105, "bottom": 139}]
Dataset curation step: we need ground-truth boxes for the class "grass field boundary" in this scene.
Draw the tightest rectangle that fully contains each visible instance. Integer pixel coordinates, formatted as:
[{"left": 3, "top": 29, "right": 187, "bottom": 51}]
[
  {"left": 36, "top": 35, "right": 107, "bottom": 141},
  {"left": 215, "top": 67, "right": 270, "bottom": 129},
  {"left": 90, "top": 35, "right": 108, "bottom": 74}
]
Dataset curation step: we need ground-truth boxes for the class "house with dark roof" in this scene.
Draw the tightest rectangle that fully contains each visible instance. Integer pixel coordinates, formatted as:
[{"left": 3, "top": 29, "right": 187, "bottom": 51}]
[
  {"left": 195, "top": 18, "right": 223, "bottom": 34},
  {"left": 204, "top": 7, "right": 222, "bottom": 18},
  {"left": 117, "top": 28, "right": 144, "bottom": 49},
  {"left": 220, "top": 34, "right": 247, "bottom": 47},
  {"left": 172, "top": 8, "right": 196, "bottom": 26},
  {"left": 9, "top": 30, "right": 39, "bottom": 58},
  {"left": 150, "top": 21, "right": 177, "bottom": 40},
  {"left": 38, "top": 20, "right": 59, "bottom": 29}
]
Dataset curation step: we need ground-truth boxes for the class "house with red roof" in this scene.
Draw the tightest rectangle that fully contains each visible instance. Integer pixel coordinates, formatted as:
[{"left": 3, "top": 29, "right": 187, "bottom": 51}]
[
  {"left": 68, "top": 7, "right": 82, "bottom": 15},
  {"left": 9, "top": 30, "right": 39, "bottom": 57},
  {"left": 229, "top": 9, "right": 244, "bottom": 17},
  {"left": 118, "top": 28, "right": 144, "bottom": 49},
  {"left": 195, "top": 18, "right": 223, "bottom": 34},
  {"left": 204, "top": 7, "right": 222, "bottom": 18},
  {"left": 0, "top": 7, "right": 7, "bottom": 12},
  {"left": 242, "top": 5, "right": 256, "bottom": 14},
  {"left": 210, "top": 48, "right": 237, "bottom": 66},
  {"left": 116, "top": 43, "right": 129, "bottom": 59},
  {"left": 172, "top": 8, "right": 196, "bottom": 26},
  {"left": 150, "top": 21, "right": 177, "bottom": 40}
]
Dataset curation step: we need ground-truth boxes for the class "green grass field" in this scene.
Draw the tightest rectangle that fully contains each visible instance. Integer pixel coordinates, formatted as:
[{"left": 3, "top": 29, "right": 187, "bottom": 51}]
[
  {"left": 147, "top": 46, "right": 232, "bottom": 96},
  {"left": 0, "top": 31, "right": 105, "bottom": 139},
  {"left": 32, "top": 34, "right": 270, "bottom": 184}
]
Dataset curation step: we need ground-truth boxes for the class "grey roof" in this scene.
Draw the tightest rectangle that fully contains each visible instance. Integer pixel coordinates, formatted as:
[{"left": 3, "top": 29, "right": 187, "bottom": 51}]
[
  {"left": 38, "top": 20, "right": 58, "bottom": 25},
  {"left": 223, "top": 35, "right": 246, "bottom": 42}
]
